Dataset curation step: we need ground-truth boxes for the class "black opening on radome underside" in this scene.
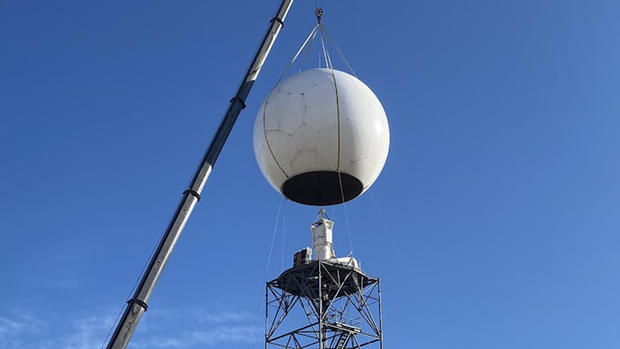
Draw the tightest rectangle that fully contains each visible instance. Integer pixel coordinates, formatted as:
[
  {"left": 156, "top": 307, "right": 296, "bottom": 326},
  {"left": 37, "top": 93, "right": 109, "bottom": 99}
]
[{"left": 282, "top": 171, "right": 363, "bottom": 206}]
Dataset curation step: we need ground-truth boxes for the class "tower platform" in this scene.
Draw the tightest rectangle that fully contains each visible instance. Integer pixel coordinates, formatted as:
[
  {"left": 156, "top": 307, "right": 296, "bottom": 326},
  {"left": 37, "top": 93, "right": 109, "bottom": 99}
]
[{"left": 270, "top": 260, "right": 377, "bottom": 300}]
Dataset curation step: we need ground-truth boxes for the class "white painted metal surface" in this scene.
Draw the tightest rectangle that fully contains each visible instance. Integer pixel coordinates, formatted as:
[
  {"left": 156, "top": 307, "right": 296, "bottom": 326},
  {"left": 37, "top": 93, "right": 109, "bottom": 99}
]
[
  {"left": 253, "top": 68, "right": 390, "bottom": 202},
  {"left": 311, "top": 215, "right": 335, "bottom": 260},
  {"left": 309, "top": 215, "right": 361, "bottom": 269},
  {"left": 335, "top": 256, "right": 360, "bottom": 269}
]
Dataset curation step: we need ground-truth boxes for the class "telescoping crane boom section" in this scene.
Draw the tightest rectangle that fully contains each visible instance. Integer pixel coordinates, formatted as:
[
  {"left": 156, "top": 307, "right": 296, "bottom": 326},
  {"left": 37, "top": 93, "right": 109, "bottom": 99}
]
[{"left": 106, "top": 1, "right": 294, "bottom": 348}]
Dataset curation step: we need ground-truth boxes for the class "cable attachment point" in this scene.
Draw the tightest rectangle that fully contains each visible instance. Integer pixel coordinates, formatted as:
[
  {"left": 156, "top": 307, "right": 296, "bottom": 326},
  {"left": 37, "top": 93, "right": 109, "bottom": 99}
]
[{"left": 315, "top": 8, "right": 323, "bottom": 23}]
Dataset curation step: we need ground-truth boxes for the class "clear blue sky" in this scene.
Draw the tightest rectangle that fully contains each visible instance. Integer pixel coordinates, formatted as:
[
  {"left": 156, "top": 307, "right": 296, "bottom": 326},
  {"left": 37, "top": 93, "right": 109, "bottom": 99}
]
[{"left": 2, "top": 0, "right": 620, "bottom": 348}]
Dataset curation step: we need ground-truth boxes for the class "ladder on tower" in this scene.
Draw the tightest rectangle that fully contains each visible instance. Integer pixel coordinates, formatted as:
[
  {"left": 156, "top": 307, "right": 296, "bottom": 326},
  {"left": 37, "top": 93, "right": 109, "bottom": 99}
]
[
  {"left": 330, "top": 321, "right": 361, "bottom": 348},
  {"left": 333, "top": 332, "right": 351, "bottom": 349}
]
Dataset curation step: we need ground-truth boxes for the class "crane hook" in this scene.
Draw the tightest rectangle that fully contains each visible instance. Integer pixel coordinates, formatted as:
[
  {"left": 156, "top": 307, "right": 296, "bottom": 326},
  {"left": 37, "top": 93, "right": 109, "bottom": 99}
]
[{"left": 315, "top": 8, "right": 323, "bottom": 23}]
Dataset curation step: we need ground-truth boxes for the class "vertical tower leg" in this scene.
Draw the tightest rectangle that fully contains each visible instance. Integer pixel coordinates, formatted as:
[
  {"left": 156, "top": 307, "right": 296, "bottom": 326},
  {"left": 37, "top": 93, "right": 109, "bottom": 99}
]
[{"left": 318, "top": 261, "right": 324, "bottom": 349}]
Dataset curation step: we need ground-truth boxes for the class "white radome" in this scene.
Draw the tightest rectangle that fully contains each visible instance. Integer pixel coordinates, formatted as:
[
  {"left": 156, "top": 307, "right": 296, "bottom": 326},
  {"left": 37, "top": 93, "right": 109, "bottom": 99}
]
[{"left": 253, "top": 68, "right": 389, "bottom": 206}]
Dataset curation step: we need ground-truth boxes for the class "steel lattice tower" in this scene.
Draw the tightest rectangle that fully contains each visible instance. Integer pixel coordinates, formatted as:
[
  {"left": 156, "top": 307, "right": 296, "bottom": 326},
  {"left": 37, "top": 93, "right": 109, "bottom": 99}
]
[{"left": 265, "top": 212, "right": 383, "bottom": 349}]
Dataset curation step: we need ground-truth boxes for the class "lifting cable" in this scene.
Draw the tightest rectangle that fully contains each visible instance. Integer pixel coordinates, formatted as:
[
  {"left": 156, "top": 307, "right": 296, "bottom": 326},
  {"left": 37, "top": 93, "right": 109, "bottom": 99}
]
[
  {"left": 315, "top": 8, "right": 357, "bottom": 255},
  {"left": 248, "top": 197, "right": 286, "bottom": 349},
  {"left": 264, "top": 7, "right": 361, "bottom": 255},
  {"left": 281, "top": 200, "right": 287, "bottom": 271},
  {"left": 265, "top": 199, "right": 283, "bottom": 274},
  {"left": 261, "top": 23, "right": 321, "bottom": 181},
  {"left": 369, "top": 191, "right": 406, "bottom": 269}
]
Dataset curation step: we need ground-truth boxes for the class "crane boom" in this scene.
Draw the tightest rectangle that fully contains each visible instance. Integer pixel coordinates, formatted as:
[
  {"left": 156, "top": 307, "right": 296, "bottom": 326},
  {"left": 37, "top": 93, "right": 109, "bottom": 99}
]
[{"left": 106, "top": 1, "right": 294, "bottom": 347}]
